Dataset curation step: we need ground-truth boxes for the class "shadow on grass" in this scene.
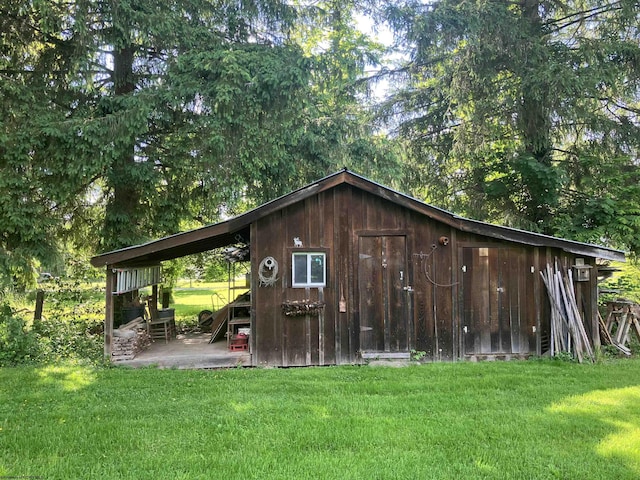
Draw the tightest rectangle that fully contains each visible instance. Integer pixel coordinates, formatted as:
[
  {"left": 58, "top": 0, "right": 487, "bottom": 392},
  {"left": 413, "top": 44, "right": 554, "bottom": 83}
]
[{"left": 548, "top": 385, "right": 640, "bottom": 475}]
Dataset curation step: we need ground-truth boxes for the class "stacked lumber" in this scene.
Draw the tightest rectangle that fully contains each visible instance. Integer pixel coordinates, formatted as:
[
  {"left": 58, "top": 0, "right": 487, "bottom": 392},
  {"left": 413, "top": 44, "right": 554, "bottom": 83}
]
[
  {"left": 111, "top": 316, "right": 151, "bottom": 361},
  {"left": 540, "top": 262, "right": 594, "bottom": 363},
  {"left": 600, "top": 300, "right": 640, "bottom": 356}
]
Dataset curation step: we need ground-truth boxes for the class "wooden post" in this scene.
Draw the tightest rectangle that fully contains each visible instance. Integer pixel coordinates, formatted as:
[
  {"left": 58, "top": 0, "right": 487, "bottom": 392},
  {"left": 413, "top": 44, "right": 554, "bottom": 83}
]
[
  {"left": 150, "top": 284, "right": 158, "bottom": 317},
  {"left": 34, "top": 290, "right": 45, "bottom": 322},
  {"left": 104, "top": 267, "right": 115, "bottom": 360},
  {"left": 590, "top": 260, "right": 601, "bottom": 350},
  {"left": 162, "top": 290, "right": 170, "bottom": 309}
]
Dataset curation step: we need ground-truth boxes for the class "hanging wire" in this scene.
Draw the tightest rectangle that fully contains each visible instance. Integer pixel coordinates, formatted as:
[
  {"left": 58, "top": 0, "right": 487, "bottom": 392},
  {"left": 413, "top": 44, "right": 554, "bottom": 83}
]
[
  {"left": 413, "top": 244, "right": 459, "bottom": 288},
  {"left": 258, "top": 256, "right": 279, "bottom": 287}
]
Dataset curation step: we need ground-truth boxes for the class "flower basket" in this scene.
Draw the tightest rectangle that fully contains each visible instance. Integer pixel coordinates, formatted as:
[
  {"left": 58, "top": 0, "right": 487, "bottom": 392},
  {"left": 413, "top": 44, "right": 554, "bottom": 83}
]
[{"left": 281, "top": 300, "right": 325, "bottom": 317}]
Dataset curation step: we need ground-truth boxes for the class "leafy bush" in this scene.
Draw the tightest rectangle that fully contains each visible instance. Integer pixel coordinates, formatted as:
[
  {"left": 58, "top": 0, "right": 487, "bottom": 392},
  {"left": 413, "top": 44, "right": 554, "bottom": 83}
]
[
  {"left": 599, "top": 261, "right": 640, "bottom": 304},
  {"left": 32, "top": 278, "right": 104, "bottom": 364},
  {"left": 33, "top": 315, "right": 103, "bottom": 364},
  {"left": 0, "top": 303, "right": 38, "bottom": 366},
  {"left": 0, "top": 278, "right": 105, "bottom": 366}
]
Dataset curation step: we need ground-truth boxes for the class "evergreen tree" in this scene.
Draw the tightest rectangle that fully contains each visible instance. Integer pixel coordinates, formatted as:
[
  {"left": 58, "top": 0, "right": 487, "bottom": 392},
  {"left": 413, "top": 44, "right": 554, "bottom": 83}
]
[
  {"left": 383, "top": 0, "right": 640, "bottom": 252},
  {"left": 1, "top": 0, "right": 400, "bottom": 288}
]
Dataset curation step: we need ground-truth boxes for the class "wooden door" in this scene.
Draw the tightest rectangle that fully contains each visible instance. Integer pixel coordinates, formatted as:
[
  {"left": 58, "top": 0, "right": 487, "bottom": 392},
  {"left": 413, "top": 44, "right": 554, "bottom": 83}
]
[
  {"left": 358, "top": 236, "right": 409, "bottom": 353},
  {"left": 461, "top": 247, "right": 535, "bottom": 355}
]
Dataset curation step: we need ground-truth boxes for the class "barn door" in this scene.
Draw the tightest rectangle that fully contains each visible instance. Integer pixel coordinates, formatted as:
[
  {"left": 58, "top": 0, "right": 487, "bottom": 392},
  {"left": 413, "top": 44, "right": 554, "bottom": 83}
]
[
  {"left": 358, "top": 236, "right": 410, "bottom": 354},
  {"left": 461, "top": 247, "right": 535, "bottom": 355}
]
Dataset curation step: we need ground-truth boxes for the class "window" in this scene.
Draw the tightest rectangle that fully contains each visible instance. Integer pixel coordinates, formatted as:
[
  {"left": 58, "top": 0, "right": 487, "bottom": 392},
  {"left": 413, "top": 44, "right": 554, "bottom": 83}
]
[{"left": 292, "top": 252, "right": 326, "bottom": 287}]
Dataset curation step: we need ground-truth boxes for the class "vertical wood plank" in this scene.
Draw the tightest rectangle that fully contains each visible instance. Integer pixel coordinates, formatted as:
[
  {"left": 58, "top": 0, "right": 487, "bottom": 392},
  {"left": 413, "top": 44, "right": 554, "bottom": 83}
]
[
  {"left": 432, "top": 229, "right": 453, "bottom": 359},
  {"left": 358, "top": 236, "right": 384, "bottom": 352},
  {"left": 254, "top": 211, "right": 284, "bottom": 366},
  {"left": 450, "top": 229, "right": 459, "bottom": 360},
  {"left": 104, "top": 268, "right": 115, "bottom": 360},
  {"left": 533, "top": 248, "right": 541, "bottom": 355},
  {"left": 589, "top": 258, "right": 600, "bottom": 349}
]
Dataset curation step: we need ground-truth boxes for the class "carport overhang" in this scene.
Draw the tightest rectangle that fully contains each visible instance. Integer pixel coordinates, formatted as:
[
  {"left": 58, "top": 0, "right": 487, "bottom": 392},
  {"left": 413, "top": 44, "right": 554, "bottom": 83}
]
[
  {"left": 91, "top": 224, "right": 251, "bottom": 268},
  {"left": 91, "top": 222, "right": 251, "bottom": 361}
]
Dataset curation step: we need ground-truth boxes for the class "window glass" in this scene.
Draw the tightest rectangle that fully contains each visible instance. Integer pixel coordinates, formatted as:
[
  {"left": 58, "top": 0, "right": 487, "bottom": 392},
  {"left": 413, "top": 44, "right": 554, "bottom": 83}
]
[
  {"left": 293, "top": 254, "right": 308, "bottom": 284},
  {"left": 292, "top": 252, "right": 326, "bottom": 287},
  {"left": 310, "top": 254, "right": 325, "bottom": 283}
]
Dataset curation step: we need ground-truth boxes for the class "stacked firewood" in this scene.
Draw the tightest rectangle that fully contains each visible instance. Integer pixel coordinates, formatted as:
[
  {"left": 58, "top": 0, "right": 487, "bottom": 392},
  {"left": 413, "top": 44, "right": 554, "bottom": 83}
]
[
  {"left": 540, "top": 262, "right": 594, "bottom": 363},
  {"left": 111, "top": 316, "right": 151, "bottom": 361},
  {"left": 281, "top": 300, "right": 325, "bottom": 317}
]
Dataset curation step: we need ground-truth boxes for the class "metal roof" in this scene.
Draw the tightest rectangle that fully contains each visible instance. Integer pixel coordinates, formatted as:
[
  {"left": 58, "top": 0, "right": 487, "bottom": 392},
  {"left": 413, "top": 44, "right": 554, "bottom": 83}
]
[{"left": 90, "top": 169, "right": 625, "bottom": 267}]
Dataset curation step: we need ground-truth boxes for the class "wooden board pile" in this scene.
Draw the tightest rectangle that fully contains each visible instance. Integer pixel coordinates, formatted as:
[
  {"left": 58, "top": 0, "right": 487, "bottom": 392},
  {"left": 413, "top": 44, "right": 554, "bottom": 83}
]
[
  {"left": 600, "top": 300, "right": 640, "bottom": 356},
  {"left": 540, "top": 262, "right": 594, "bottom": 363},
  {"left": 111, "top": 316, "right": 151, "bottom": 361}
]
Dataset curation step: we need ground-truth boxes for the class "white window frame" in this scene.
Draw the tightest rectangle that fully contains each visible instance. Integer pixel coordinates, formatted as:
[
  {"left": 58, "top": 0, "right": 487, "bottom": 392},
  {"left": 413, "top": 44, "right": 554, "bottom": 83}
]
[{"left": 292, "top": 252, "right": 327, "bottom": 288}]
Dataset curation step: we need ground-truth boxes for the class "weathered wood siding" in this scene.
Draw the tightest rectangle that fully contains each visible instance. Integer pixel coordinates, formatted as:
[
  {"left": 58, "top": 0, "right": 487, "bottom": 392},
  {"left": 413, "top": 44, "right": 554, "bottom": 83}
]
[{"left": 252, "top": 183, "right": 598, "bottom": 366}]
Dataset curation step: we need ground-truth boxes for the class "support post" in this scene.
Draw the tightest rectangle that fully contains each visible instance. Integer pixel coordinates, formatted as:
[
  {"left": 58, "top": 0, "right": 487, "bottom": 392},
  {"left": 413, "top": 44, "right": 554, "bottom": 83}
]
[
  {"left": 162, "top": 290, "right": 170, "bottom": 309},
  {"left": 34, "top": 290, "right": 45, "bottom": 322},
  {"left": 150, "top": 284, "right": 158, "bottom": 317},
  {"left": 104, "top": 267, "right": 115, "bottom": 360},
  {"left": 590, "top": 260, "right": 601, "bottom": 350}
]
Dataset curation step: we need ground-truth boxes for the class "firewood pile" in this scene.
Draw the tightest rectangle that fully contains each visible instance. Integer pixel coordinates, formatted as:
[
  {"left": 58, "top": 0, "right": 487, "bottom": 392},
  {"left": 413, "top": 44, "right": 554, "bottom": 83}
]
[
  {"left": 540, "top": 262, "right": 594, "bottom": 363},
  {"left": 600, "top": 300, "right": 640, "bottom": 356},
  {"left": 111, "top": 316, "right": 151, "bottom": 362},
  {"left": 281, "top": 300, "right": 325, "bottom": 317}
]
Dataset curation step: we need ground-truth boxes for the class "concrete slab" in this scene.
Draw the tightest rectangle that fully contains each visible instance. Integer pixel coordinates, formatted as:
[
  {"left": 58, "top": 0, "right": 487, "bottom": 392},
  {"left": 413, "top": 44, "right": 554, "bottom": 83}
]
[{"left": 113, "top": 332, "right": 250, "bottom": 369}]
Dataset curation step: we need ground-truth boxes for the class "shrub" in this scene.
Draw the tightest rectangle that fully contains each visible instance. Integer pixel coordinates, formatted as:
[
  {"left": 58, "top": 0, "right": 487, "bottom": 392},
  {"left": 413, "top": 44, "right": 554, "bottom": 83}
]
[
  {"left": 32, "top": 278, "right": 104, "bottom": 364},
  {"left": 33, "top": 315, "right": 103, "bottom": 364},
  {"left": 0, "top": 278, "right": 105, "bottom": 366},
  {"left": 0, "top": 303, "right": 38, "bottom": 366}
]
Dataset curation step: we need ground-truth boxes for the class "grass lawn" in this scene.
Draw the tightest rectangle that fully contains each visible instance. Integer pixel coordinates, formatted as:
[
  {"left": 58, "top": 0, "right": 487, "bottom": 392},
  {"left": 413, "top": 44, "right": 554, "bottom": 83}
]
[
  {"left": 166, "top": 281, "right": 248, "bottom": 324},
  {"left": 1, "top": 359, "right": 639, "bottom": 479}
]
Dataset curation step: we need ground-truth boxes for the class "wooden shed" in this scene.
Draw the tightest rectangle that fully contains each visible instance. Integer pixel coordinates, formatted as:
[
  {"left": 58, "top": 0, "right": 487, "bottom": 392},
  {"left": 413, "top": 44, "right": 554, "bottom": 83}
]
[{"left": 91, "top": 169, "right": 625, "bottom": 365}]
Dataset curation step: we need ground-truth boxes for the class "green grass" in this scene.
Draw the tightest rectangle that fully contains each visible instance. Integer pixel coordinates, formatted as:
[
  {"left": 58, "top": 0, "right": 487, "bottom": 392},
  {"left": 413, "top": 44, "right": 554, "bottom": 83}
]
[
  {"left": 135, "top": 279, "right": 246, "bottom": 325},
  {"left": 170, "top": 281, "right": 248, "bottom": 324},
  {"left": 1, "top": 360, "right": 639, "bottom": 479}
]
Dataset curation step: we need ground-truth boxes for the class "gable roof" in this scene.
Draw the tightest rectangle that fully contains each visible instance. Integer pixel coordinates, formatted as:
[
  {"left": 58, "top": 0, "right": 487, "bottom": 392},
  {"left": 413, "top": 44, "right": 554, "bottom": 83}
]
[{"left": 90, "top": 169, "right": 625, "bottom": 267}]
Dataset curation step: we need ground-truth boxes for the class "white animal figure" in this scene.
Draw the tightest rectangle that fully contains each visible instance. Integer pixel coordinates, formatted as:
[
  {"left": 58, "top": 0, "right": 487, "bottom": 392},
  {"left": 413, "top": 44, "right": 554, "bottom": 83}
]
[{"left": 293, "top": 237, "right": 303, "bottom": 247}]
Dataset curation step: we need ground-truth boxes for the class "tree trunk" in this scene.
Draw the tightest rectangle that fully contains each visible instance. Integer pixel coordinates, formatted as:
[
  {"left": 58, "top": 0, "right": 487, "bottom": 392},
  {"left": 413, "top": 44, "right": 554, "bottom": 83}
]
[
  {"left": 518, "top": 0, "right": 556, "bottom": 232},
  {"left": 103, "top": 44, "right": 144, "bottom": 251}
]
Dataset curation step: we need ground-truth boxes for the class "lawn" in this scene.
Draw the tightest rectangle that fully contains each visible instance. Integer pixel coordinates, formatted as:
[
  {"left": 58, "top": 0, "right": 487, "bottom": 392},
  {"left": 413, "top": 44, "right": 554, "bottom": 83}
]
[
  {"left": 142, "top": 280, "right": 248, "bottom": 326},
  {"left": 1, "top": 360, "right": 639, "bottom": 479}
]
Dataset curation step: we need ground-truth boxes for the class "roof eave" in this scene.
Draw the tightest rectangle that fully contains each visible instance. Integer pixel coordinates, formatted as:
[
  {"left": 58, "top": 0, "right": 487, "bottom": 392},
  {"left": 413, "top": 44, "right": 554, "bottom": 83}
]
[{"left": 90, "top": 169, "right": 626, "bottom": 267}]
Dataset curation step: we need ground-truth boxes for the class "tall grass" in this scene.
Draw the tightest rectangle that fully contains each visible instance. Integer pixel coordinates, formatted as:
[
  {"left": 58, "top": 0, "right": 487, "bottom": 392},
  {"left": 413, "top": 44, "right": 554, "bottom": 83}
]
[{"left": 1, "top": 360, "right": 639, "bottom": 479}]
